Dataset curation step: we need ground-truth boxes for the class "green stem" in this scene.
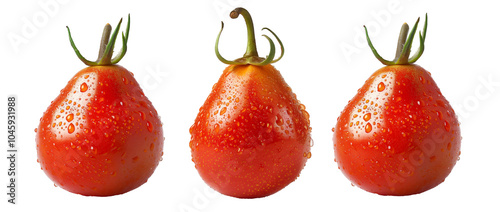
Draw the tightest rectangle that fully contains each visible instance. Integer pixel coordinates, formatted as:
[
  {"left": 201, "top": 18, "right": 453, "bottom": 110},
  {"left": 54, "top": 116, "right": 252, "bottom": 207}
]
[
  {"left": 408, "top": 14, "right": 427, "bottom": 63},
  {"left": 395, "top": 17, "right": 419, "bottom": 64},
  {"left": 394, "top": 23, "right": 409, "bottom": 60},
  {"left": 215, "top": 22, "right": 239, "bottom": 65},
  {"left": 67, "top": 26, "right": 95, "bottom": 66},
  {"left": 263, "top": 27, "right": 284, "bottom": 63},
  {"left": 365, "top": 14, "right": 427, "bottom": 65},
  {"left": 99, "top": 18, "right": 123, "bottom": 65},
  {"left": 215, "top": 7, "right": 284, "bottom": 66},
  {"left": 97, "top": 24, "right": 112, "bottom": 62},
  {"left": 111, "top": 14, "right": 130, "bottom": 64},
  {"left": 231, "top": 8, "right": 259, "bottom": 58},
  {"left": 67, "top": 14, "right": 130, "bottom": 66}
]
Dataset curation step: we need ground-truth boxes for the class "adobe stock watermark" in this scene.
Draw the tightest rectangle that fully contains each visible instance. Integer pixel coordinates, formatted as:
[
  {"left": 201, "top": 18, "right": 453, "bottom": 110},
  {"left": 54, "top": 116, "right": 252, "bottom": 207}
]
[
  {"left": 177, "top": 185, "right": 219, "bottom": 212},
  {"left": 212, "top": 0, "right": 245, "bottom": 20},
  {"left": 454, "top": 73, "right": 500, "bottom": 121},
  {"left": 140, "top": 64, "right": 172, "bottom": 92},
  {"left": 339, "top": 0, "right": 406, "bottom": 63},
  {"left": 7, "top": 0, "right": 70, "bottom": 53},
  {"left": 178, "top": 144, "right": 263, "bottom": 211},
  {"left": 384, "top": 127, "right": 453, "bottom": 188},
  {"left": 384, "top": 72, "right": 499, "bottom": 188}
]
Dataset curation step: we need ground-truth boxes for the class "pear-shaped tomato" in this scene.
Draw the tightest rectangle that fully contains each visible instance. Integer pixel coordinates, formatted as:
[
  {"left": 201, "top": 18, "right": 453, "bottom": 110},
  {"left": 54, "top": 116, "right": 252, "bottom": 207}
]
[
  {"left": 36, "top": 15, "right": 164, "bottom": 196},
  {"left": 333, "top": 15, "right": 461, "bottom": 195},
  {"left": 190, "top": 8, "right": 311, "bottom": 198}
]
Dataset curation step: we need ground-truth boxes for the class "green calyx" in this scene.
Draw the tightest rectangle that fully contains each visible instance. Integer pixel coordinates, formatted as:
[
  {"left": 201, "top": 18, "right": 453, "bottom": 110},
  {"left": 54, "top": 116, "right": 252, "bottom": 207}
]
[
  {"left": 215, "top": 7, "right": 284, "bottom": 66},
  {"left": 67, "top": 14, "right": 130, "bottom": 66},
  {"left": 365, "top": 13, "right": 427, "bottom": 65}
]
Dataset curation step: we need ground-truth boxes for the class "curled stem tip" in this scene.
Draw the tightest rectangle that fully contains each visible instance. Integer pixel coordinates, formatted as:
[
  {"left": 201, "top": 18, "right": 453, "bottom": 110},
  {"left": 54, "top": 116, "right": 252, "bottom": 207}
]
[
  {"left": 365, "top": 13, "right": 427, "bottom": 65},
  {"left": 67, "top": 14, "right": 130, "bottom": 66},
  {"left": 215, "top": 7, "right": 284, "bottom": 66}
]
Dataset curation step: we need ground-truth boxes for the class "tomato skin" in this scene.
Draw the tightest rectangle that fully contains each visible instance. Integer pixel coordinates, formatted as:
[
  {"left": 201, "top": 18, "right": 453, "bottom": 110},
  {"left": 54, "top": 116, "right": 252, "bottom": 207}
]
[
  {"left": 36, "top": 65, "right": 163, "bottom": 196},
  {"left": 334, "top": 65, "right": 461, "bottom": 195},
  {"left": 190, "top": 64, "right": 311, "bottom": 198}
]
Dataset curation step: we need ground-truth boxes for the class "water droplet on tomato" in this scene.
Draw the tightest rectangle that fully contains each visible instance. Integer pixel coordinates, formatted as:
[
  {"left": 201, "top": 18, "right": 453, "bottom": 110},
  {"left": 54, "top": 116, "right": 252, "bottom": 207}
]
[
  {"left": 265, "top": 123, "right": 273, "bottom": 133},
  {"left": 377, "top": 82, "right": 385, "bottom": 92},
  {"left": 122, "top": 77, "right": 128, "bottom": 84},
  {"left": 220, "top": 107, "right": 227, "bottom": 115},
  {"left": 436, "top": 111, "right": 443, "bottom": 120},
  {"left": 436, "top": 99, "right": 445, "bottom": 107},
  {"left": 447, "top": 142, "right": 452, "bottom": 151},
  {"left": 34, "top": 128, "right": 38, "bottom": 133},
  {"left": 138, "top": 111, "right": 146, "bottom": 120},
  {"left": 189, "top": 124, "right": 195, "bottom": 134},
  {"left": 146, "top": 121, "right": 154, "bottom": 132},
  {"left": 66, "top": 113, "right": 74, "bottom": 122},
  {"left": 276, "top": 114, "right": 284, "bottom": 126},
  {"left": 365, "top": 123, "right": 372, "bottom": 133},
  {"left": 80, "top": 83, "right": 88, "bottom": 92},
  {"left": 68, "top": 123, "right": 75, "bottom": 134},
  {"left": 331, "top": 127, "right": 335, "bottom": 132},
  {"left": 214, "top": 123, "right": 220, "bottom": 133},
  {"left": 419, "top": 76, "right": 427, "bottom": 84},
  {"left": 150, "top": 143, "right": 155, "bottom": 151},
  {"left": 363, "top": 113, "right": 371, "bottom": 121},
  {"left": 302, "top": 110, "right": 310, "bottom": 121},
  {"left": 444, "top": 121, "right": 450, "bottom": 132},
  {"left": 132, "top": 156, "right": 139, "bottom": 162}
]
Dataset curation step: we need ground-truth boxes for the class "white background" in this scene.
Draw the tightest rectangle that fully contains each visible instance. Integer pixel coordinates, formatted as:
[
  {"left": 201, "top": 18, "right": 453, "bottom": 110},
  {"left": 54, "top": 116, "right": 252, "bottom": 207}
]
[{"left": 1, "top": 0, "right": 499, "bottom": 211}]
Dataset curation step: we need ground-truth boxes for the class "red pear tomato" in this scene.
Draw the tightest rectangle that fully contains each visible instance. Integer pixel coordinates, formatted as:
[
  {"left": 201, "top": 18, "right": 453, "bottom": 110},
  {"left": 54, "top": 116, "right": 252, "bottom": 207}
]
[
  {"left": 36, "top": 15, "right": 164, "bottom": 196},
  {"left": 190, "top": 8, "right": 312, "bottom": 198},
  {"left": 334, "top": 15, "right": 461, "bottom": 195}
]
